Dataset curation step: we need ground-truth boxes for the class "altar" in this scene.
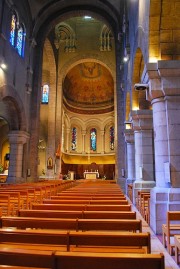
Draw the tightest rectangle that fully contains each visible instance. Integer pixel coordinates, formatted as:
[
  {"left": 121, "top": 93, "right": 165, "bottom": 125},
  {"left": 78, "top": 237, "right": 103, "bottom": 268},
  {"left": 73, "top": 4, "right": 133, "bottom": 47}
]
[{"left": 83, "top": 171, "right": 99, "bottom": 179}]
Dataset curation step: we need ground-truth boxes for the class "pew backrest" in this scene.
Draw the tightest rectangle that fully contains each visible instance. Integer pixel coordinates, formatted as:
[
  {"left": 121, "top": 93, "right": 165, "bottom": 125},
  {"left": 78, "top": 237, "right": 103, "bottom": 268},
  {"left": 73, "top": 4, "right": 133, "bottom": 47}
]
[
  {"left": 0, "top": 216, "right": 142, "bottom": 232},
  {"left": 18, "top": 209, "right": 136, "bottom": 220}
]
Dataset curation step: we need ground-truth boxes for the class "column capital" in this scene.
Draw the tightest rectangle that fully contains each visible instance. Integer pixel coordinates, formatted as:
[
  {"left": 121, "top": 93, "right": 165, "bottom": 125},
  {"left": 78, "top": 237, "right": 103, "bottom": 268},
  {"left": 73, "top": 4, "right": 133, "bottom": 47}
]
[
  {"left": 130, "top": 110, "right": 153, "bottom": 131},
  {"left": 81, "top": 130, "right": 87, "bottom": 135},
  {"left": 100, "top": 130, "right": 105, "bottom": 135},
  {"left": 8, "top": 131, "right": 30, "bottom": 144},
  {"left": 124, "top": 129, "right": 134, "bottom": 143},
  {"left": 145, "top": 60, "right": 180, "bottom": 102}
]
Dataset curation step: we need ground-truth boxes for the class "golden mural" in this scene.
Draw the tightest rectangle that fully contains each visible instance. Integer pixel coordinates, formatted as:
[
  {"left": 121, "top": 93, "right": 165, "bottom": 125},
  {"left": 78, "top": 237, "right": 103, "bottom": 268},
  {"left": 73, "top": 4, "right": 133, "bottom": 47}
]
[{"left": 63, "top": 62, "right": 114, "bottom": 112}]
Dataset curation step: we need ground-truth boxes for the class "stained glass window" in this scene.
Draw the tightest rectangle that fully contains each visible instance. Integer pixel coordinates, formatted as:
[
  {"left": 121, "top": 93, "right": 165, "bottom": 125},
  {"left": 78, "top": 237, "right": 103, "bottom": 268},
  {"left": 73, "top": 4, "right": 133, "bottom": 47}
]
[
  {"left": 41, "top": 84, "right": 49, "bottom": 104},
  {"left": 10, "top": 13, "right": 17, "bottom": 46},
  {"left": 110, "top": 126, "right": 114, "bottom": 150},
  {"left": 16, "top": 25, "right": 26, "bottom": 57},
  {"left": 9, "top": 12, "right": 26, "bottom": 57},
  {"left": 90, "top": 128, "right": 96, "bottom": 151},
  {"left": 71, "top": 127, "right": 77, "bottom": 150}
]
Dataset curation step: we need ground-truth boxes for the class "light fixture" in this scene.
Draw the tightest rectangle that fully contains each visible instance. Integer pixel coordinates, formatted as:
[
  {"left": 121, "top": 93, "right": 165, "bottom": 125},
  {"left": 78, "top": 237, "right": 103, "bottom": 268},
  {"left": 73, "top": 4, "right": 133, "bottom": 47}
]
[
  {"left": 123, "top": 56, "right": 128, "bottom": 62},
  {"left": 134, "top": 83, "right": 149, "bottom": 91},
  {"left": 0, "top": 62, "right": 7, "bottom": 70},
  {"left": 124, "top": 121, "right": 132, "bottom": 130},
  {"left": 84, "top": 16, "right": 92, "bottom": 19}
]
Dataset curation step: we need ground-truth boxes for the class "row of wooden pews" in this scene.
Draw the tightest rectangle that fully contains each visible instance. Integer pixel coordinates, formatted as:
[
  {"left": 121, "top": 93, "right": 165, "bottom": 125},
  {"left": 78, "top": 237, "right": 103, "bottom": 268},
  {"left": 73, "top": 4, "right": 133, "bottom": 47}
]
[
  {"left": 135, "top": 190, "right": 151, "bottom": 225},
  {"left": 0, "top": 179, "right": 77, "bottom": 215},
  {"left": 162, "top": 210, "right": 180, "bottom": 265},
  {"left": 0, "top": 179, "right": 165, "bottom": 269}
]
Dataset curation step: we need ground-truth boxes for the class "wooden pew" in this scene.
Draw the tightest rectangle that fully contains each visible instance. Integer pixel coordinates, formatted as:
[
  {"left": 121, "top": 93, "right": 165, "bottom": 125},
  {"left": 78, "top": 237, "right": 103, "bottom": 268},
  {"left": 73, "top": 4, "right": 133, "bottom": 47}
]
[
  {"left": 127, "top": 183, "right": 133, "bottom": 202},
  {"left": 0, "top": 194, "right": 14, "bottom": 216},
  {"left": 18, "top": 209, "right": 136, "bottom": 219},
  {"left": 0, "top": 229, "right": 151, "bottom": 253},
  {"left": 0, "top": 189, "right": 31, "bottom": 209},
  {"left": 0, "top": 248, "right": 54, "bottom": 268},
  {"left": 54, "top": 252, "right": 165, "bottom": 269},
  {"left": 50, "top": 195, "right": 126, "bottom": 200},
  {"left": 136, "top": 190, "right": 150, "bottom": 212},
  {"left": 142, "top": 194, "right": 150, "bottom": 224},
  {"left": 0, "top": 248, "right": 165, "bottom": 269},
  {"left": 32, "top": 204, "right": 132, "bottom": 211},
  {"left": 162, "top": 211, "right": 180, "bottom": 255},
  {"left": 0, "top": 191, "right": 24, "bottom": 214},
  {"left": 0, "top": 216, "right": 142, "bottom": 232},
  {"left": 42, "top": 199, "right": 129, "bottom": 205}
]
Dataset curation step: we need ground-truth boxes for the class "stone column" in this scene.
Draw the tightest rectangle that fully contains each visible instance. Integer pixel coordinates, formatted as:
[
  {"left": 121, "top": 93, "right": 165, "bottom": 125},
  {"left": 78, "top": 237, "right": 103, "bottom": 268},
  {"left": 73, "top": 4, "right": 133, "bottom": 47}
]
[
  {"left": 82, "top": 130, "right": 86, "bottom": 153},
  {"left": 145, "top": 60, "right": 180, "bottom": 234},
  {"left": 46, "top": 81, "right": 56, "bottom": 179},
  {"left": 7, "top": 131, "right": 30, "bottom": 183},
  {"left": 66, "top": 128, "right": 70, "bottom": 152},
  {"left": 100, "top": 130, "right": 105, "bottom": 153},
  {"left": 131, "top": 110, "right": 155, "bottom": 204},
  {"left": 124, "top": 129, "right": 135, "bottom": 186}
]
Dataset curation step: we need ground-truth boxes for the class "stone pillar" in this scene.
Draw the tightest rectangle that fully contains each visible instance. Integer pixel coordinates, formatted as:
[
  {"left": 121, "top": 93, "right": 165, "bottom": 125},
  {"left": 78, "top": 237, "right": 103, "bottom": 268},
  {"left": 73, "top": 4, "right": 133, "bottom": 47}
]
[
  {"left": 46, "top": 81, "right": 56, "bottom": 179},
  {"left": 124, "top": 129, "right": 135, "bottom": 186},
  {"left": 146, "top": 60, "right": 180, "bottom": 234},
  {"left": 82, "top": 130, "right": 86, "bottom": 153},
  {"left": 131, "top": 110, "right": 156, "bottom": 204},
  {"left": 66, "top": 128, "right": 70, "bottom": 152},
  {"left": 7, "top": 131, "right": 30, "bottom": 183},
  {"left": 100, "top": 130, "right": 105, "bottom": 153}
]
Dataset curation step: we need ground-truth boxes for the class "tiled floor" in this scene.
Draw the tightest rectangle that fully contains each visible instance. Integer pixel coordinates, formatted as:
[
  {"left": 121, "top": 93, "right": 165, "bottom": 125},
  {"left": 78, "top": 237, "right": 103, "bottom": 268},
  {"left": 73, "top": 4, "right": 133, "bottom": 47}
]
[{"left": 131, "top": 203, "right": 179, "bottom": 269}]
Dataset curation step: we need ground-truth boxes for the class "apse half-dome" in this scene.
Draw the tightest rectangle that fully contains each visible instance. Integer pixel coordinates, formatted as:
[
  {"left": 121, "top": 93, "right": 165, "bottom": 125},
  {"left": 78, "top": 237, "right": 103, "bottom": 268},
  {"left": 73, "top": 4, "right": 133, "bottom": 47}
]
[{"left": 63, "top": 62, "right": 114, "bottom": 114}]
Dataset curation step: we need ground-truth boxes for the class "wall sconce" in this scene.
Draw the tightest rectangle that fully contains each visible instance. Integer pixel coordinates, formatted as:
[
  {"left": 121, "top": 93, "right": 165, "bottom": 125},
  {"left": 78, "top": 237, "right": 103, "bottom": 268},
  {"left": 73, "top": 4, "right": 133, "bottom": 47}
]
[
  {"left": 0, "top": 57, "right": 7, "bottom": 70},
  {"left": 134, "top": 83, "right": 149, "bottom": 91},
  {"left": 0, "top": 63, "right": 7, "bottom": 70},
  {"left": 124, "top": 121, "right": 132, "bottom": 130},
  {"left": 123, "top": 56, "right": 129, "bottom": 63}
]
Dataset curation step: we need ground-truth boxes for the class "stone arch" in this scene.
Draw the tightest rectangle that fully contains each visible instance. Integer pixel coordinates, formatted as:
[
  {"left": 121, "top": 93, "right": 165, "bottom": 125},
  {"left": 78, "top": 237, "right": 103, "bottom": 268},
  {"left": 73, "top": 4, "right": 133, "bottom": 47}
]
[
  {"left": 32, "top": 2, "right": 121, "bottom": 44},
  {"left": 70, "top": 117, "right": 86, "bottom": 131},
  {"left": 0, "top": 85, "right": 27, "bottom": 131},
  {"left": 60, "top": 55, "right": 115, "bottom": 83}
]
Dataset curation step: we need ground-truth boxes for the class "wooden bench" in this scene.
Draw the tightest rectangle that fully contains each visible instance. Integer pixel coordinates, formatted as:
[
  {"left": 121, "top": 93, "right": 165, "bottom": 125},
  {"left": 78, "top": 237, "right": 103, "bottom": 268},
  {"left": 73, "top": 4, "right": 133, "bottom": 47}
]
[
  {"left": 0, "top": 216, "right": 142, "bottom": 232},
  {"left": 127, "top": 183, "right": 133, "bottom": 202},
  {"left": 0, "top": 194, "right": 14, "bottom": 216},
  {"left": 142, "top": 194, "right": 150, "bottom": 224},
  {"left": 18, "top": 209, "right": 136, "bottom": 219},
  {"left": 162, "top": 211, "right": 180, "bottom": 255},
  {"left": 51, "top": 195, "right": 126, "bottom": 200},
  {"left": 0, "top": 191, "right": 24, "bottom": 214},
  {"left": 56, "top": 192, "right": 125, "bottom": 196},
  {"left": 0, "top": 189, "right": 31, "bottom": 209},
  {"left": 0, "top": 228, "right": 151, "bottom": 253},
  {"left": 0, "top": 248, "right": 54, "bottom": 268},
  {"left": 136, "top": 191, "right": 150, "bottom": 211},
  {"left": 54, "top": 251, "right": 165, "bottom": 269},
  {"left": 32, "top": 204, "right": 132, "bottom": 211},
  {"left": 0, "top": 248, "right": 165, "bottom": 269},
  {"left": 174, "top": 235, "right": 180, "bottom": 264},
  {"left": 42, "top": 199, "right": 129, "bottom": 205}
]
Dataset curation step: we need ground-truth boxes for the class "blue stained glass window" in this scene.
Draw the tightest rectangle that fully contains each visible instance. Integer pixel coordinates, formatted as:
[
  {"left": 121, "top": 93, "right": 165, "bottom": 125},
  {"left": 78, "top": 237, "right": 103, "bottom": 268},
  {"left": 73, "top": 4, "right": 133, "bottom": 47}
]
[
  {"left": 90, "top": 128, "right": 96, "bottom": 151},
  {"left": 10, "top": 14, "right": 17, "bottom": 46},
  {"left": 71, "top": 127, "right": 77, "bottom": 150},
  {"left": 41, "top": 84, "right": 49, "bottom": 104},
  {"left": 16, "top": 25, "right": 26, "bottom": 56},
  {"left": 9, "top": 12, "right": 26, "bottom": 57},
  {"left": 110, "top": 126, "right": 114, "bottom": 150}
]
